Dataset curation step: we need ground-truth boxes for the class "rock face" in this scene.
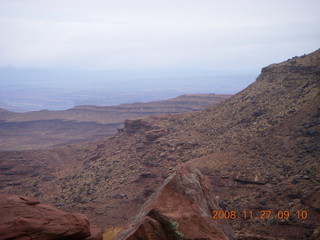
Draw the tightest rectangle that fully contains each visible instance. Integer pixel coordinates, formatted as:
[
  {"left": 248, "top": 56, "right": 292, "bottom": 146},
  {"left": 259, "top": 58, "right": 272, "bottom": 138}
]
[
  {"left": 145, "top": 129, "right": 167, "bottom": 141},
  {"left": 116, "top": 167, "right": 234, "bottom": 240},
  {"left": 0, "top": 195, "right": 102, "bottom": 240},
  {"left": 124, "top": 119, "right": 153, "bottom": 133}
]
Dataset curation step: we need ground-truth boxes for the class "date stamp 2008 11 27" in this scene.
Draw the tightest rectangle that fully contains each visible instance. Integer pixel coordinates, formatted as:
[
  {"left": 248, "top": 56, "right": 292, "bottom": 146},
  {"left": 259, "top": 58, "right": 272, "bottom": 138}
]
[{"left": 212, "top": 210, "right": 308, "bottom": 220}]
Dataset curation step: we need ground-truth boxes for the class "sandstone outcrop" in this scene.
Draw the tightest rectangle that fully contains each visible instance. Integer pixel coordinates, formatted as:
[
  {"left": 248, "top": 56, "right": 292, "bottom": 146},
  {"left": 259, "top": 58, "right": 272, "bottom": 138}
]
[
  {"left": 116, "top": 166, "right": 234, "bottom": 240},
  {"left": 145, "top": 129, "right": 167, "bottom": 141},
  {"left": 124, "top": 119, "right": 153, "bottom": 133},
  {"left": 0, "top": 194, "right": 102, "bottom": 240}
]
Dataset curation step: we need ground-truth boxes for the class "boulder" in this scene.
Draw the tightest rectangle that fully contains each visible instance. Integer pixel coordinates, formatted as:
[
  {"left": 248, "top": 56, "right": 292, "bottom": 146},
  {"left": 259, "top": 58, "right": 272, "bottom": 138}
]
[{"left": 0, "top": 195, "right": 102, "bottom": 240}]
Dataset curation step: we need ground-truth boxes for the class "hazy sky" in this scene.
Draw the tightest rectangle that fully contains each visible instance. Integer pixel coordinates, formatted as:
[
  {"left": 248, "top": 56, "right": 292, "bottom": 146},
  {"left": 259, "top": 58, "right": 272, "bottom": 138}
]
[{"left": 0, "top": 0, "right": 319, "bottom": 74}]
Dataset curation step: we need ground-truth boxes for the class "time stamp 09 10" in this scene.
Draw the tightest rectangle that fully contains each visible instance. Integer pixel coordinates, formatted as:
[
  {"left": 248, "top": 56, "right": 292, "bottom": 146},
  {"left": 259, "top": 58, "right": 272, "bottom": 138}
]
[{"left": 212, "top": 210, "right": 308, "bottom": 220}]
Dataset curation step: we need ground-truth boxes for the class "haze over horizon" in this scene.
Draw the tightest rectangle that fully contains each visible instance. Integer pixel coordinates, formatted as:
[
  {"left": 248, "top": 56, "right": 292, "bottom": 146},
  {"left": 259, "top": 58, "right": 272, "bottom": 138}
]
[{"left": 0, "top": 0, "right": 319, "bottom": 112}]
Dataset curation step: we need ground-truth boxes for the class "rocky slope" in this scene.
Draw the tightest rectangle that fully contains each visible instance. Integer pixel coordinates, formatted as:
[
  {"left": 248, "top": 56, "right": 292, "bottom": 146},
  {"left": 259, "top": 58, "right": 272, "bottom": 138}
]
[
  {"left": 0, "top": 94, "right": 230, "bottom": 150},
  {"left": 0, "top": 49, "right": 319, "bottom": 239}
]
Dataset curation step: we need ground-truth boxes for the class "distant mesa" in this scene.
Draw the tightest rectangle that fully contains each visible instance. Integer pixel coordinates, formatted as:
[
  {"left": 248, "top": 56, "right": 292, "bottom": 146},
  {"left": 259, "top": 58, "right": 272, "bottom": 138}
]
[{"left": 0, "top": 93, "right": 231, "bottom": 150}]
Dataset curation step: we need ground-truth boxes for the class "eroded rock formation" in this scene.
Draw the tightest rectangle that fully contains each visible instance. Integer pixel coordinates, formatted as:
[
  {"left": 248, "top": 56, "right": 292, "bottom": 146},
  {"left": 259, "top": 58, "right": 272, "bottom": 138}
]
[
  {"left": 116, "top": 166, "right": 234, "bottom": 240},
  {"left": 0, "top": 194, "right": 102, "bottom": 240}
]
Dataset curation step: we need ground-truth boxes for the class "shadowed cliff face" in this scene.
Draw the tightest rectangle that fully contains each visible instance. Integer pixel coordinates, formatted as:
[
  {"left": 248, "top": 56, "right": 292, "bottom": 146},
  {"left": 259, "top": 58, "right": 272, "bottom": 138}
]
[{"left": 0, "top": 50, "right": 319, "bottom": 239}]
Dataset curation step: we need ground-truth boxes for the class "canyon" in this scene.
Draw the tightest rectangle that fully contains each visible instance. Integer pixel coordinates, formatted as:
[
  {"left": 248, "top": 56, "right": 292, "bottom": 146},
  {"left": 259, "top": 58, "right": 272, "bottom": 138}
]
[{"left": 0, "top": 49, "right": 319, "bottom": 239}]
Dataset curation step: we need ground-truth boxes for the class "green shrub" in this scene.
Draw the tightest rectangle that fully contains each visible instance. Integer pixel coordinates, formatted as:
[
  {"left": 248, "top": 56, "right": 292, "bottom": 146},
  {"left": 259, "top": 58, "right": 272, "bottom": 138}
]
[{"left": 169, "top": 221, "right": 184, "bottom": 239}]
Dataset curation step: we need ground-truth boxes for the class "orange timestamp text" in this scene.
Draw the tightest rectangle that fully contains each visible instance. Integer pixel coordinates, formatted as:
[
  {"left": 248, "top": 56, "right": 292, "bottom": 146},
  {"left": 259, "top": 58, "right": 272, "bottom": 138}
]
[{"left": 212, "top": 210, "right": 308, "bottom": 220}]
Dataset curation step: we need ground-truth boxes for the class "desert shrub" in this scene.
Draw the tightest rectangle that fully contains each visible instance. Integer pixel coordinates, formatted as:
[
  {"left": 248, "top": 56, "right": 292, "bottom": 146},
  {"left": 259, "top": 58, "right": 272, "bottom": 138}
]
[
  {"left": 169, "top": 220, "right": 179, "bottom": 230},
  {"left": 169, "top": 221, "right": 184, "bottom": 239}
]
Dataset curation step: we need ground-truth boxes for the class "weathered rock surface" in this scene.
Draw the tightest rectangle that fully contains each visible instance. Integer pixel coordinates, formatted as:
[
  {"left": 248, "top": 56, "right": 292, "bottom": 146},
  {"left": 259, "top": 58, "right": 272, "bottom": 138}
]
[
  {"left": 0, "top": 194, "right": 102, "bottom": 240},
  {"left": 116, "top": 166, "right": 234, "bottom": 240},
  {"left": 145, "top": 129, "right": 167, "bottom": 141},
  {"left": 301, "top": 187, "right": 320, "bottom": 212},
  {"left": 124, "top": 119, "right": 153, "bottom": 133}
]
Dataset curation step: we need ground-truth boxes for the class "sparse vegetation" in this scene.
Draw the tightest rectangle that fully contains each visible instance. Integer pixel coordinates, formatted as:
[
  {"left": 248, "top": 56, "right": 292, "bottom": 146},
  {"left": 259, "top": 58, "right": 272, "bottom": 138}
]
[
  {"left": 169, "top": 220, "right": 179, "bottom": 230},
  {"left": 169, "top": 220, "right": 184, "bottom": 239}
]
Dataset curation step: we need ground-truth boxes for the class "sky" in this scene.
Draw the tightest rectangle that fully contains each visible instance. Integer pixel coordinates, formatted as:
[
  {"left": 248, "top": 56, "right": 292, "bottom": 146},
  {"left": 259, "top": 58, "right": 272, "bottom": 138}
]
[{"left": 0, "top": 0, "right": 319, "bottom": 75}]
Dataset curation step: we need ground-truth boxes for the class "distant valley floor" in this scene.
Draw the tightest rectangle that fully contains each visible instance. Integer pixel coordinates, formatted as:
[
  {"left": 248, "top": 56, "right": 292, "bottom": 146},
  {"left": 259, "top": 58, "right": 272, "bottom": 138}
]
[{"left": 0, "top": 94, "right": 231, "bottom": 150}]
